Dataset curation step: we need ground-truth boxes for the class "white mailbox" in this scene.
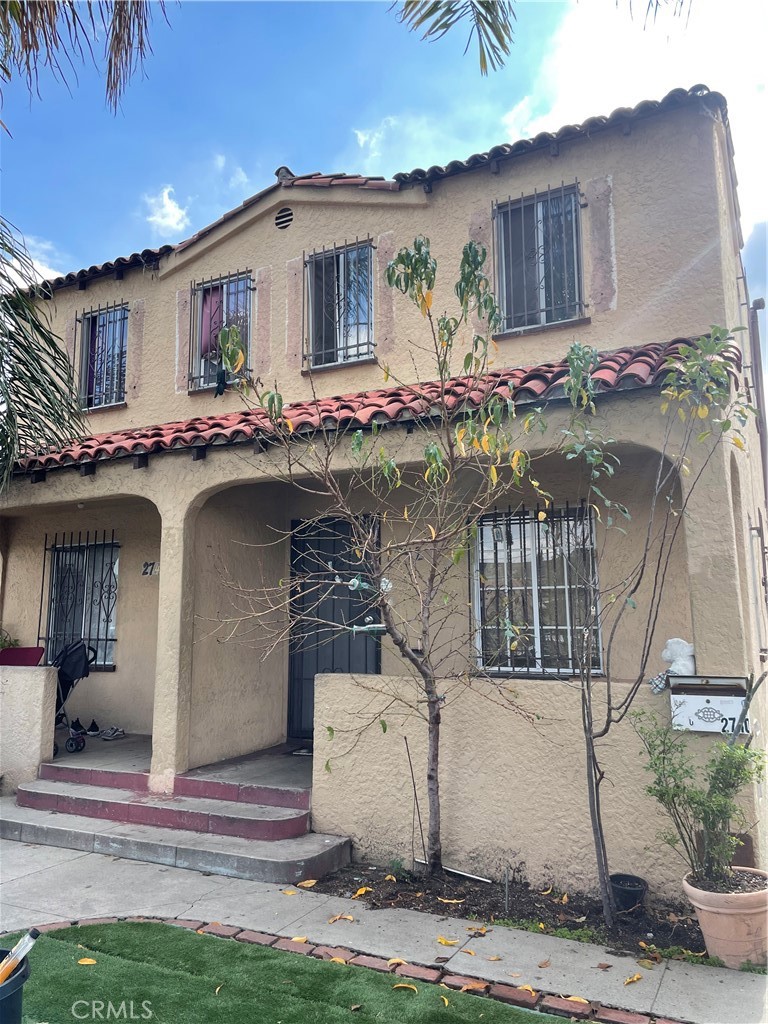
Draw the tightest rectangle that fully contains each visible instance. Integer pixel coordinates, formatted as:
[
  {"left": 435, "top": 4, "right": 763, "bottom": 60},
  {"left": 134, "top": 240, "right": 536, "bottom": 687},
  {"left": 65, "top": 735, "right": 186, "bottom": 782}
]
[{"left": 669, "top": 677, "right": 751, "bottom": 736}]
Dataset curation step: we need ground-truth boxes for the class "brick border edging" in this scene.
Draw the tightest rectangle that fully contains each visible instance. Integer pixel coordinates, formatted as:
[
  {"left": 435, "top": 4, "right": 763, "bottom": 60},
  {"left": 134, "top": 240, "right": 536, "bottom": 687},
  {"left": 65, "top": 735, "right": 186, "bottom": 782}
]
[{"left": 5, "top": 915, "right": 685, "bottom": 1024}]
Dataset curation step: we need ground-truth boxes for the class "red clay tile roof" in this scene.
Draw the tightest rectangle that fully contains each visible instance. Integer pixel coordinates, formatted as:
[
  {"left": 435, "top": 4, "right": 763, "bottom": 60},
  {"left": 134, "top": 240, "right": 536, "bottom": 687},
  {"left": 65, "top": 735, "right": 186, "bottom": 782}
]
[
  {"left": 21, "top": 339, "right": 740, "bottom": 473},
  {"left": 45, "top": 247, "right": 173, "bottom": 291}
]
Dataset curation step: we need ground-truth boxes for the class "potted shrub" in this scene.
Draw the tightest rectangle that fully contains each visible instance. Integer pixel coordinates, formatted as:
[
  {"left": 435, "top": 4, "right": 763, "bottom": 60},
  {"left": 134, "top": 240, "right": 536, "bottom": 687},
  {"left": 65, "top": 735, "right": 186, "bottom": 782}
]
[{"left": 634, "top": 712, "right": 766, "bottom": 969}]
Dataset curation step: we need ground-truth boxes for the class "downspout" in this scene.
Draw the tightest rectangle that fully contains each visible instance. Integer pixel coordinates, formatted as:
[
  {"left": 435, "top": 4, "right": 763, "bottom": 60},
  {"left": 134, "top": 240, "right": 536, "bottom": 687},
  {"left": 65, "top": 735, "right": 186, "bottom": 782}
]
[{"left": 748, "top": 297, "right": 768, "bottom": 510}]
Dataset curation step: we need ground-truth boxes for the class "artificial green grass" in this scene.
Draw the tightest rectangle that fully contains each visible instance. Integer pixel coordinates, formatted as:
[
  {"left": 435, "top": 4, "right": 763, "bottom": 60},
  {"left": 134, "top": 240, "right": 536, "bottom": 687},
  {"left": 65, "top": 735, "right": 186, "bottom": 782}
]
[{"left": 5, "top": 922, "right": 563, "bottom": 1024}]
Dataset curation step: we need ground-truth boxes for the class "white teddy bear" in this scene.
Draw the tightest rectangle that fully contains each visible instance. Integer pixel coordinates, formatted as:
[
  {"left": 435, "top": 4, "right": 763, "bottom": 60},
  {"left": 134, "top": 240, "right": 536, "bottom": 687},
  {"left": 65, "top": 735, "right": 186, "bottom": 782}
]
[{"left": 648, "top": 638, "right": 695, "bottom": 694}]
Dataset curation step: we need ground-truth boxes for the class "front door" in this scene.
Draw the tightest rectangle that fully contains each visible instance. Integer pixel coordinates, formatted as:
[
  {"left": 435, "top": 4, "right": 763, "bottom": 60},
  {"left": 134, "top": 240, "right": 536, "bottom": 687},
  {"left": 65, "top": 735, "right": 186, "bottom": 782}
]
[{"left": 288, "top": 519, "right": 381, "bottom": 740}]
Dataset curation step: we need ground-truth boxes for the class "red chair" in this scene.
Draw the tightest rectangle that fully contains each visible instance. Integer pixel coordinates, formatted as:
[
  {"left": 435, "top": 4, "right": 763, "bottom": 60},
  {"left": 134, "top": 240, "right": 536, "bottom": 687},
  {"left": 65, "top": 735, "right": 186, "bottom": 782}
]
[{"left": 0, "top": 647, "right": 45, "bottom": 667}]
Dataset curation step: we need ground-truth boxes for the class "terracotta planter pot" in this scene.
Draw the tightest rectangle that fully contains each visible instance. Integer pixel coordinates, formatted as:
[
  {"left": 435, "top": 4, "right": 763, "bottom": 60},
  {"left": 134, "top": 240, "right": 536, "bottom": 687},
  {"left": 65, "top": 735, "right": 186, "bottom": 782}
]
[{"left": 682, "top": 867, "right": 768, "bottom": 969}]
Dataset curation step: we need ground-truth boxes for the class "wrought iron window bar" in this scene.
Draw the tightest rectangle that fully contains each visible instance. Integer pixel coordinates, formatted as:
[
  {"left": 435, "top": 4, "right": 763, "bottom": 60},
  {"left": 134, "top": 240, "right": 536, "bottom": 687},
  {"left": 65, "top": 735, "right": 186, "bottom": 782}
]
[
  {"left": 493, "top": 180, "right": 585, "bottom": 333},
  {"left": 37, "top": 530, "right": 120, "bottom": 669},
  {"left": 188, "top": 270, "right": 253, "bottom": 392},
  {"left": 75, "top": 302, "right": 129, "bottom": 409},
  {"left": 303, "top": 238, "right": 375, "bottom": 369},
  {"left": 474, "top": 501, "right": 601, "bottom": 675}
]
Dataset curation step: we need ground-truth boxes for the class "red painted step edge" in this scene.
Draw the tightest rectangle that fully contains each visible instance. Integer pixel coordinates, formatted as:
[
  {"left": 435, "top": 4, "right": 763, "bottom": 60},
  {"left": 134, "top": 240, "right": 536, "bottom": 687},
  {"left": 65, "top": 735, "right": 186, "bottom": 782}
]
[{"left": 39, "top": 762, "right": 149, "bottom": 791}]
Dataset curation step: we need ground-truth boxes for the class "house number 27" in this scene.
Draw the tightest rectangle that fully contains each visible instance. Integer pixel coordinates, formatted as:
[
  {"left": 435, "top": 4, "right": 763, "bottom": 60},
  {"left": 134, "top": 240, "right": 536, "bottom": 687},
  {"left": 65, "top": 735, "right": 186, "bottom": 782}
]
[{"left": 141, "top": 561, "right": 159, "bottom": 576}]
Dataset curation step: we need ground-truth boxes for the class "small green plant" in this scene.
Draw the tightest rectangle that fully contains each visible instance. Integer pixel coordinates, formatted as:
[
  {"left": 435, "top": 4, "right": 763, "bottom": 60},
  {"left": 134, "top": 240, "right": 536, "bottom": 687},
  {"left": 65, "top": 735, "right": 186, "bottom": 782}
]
[
  {"left": 387, "top": 857, "right": 405, "bottom": 876},
  {"left": 740, "top": 960, "right": 768, "bottom": 974},
  {"left": 492, "top": 917, "right": 605, "bottom": 945},
  {"left": 633, "top": 712, "right": 765, "bottom": 887},
  {"left": 0, "top": 628, "right": 19, "bottom": 650}
]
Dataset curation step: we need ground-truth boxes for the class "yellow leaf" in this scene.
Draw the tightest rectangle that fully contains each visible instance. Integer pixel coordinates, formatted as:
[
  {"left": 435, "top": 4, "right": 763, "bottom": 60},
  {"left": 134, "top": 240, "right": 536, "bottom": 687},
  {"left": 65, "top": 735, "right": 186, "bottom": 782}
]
[
  {"left": 329, "top": 957, "right": 347, "bottom": 964},
  {"left": 282, "top": 889, "right": 299, "bottom": 896},
  {"left": 78, "top": 958, "right": 97, "bottom": 965},
  {"left": 328, "top": 913, "right": 354, "bottom": 924},
  {"left": 467, "top": 925, "right": 487, "bottom": 935},
  {"left": 538, "top": 923, "right": 546, "bottom": 931},
  {"left": 437, "top": 936, "right": 459, "bottom": 946},
  {"left": 196, "top": 929, "right": 205, "bottom": 934},
  {"left": 490, "top": 464, "right": 498, "bottom": 486},
  {"left": 215, "top": 984, "right": 224, "bottom": 995},
  {"left": 683, "top": 949, "right": 706, "bottom": 957},
  {"left": 539, "top": 886, "right": 553, "bottom": 896},
  {"left": 566, "top": 995, "right": 589, "bottom": 1004},
  {"left": 461, "top": 982, "right": 487, "bottom": 992},
  {"left": 487, "top": 956, "right": 502, "bottom": 961},
  {"left": 428, "top": 524, "right": 436, "bottom": 541},
  {"left": 638, "top": 941, "right": 648, "bottom": 949},
  {"left": 392, "top": 983, "right": 418, "bottom": 993},
  {"left": 507, "top": 972, "right": 522, "bottom": 978},
  {"left": 440, "top": 995, "right": 449, "bottom": 1007},
  {"left": 425, "top": 290, "right": 433, "bottom": 310},
  {"left": 297, "top": 879, "right": 317, "bottom": 889},
  {"left": 733, "top": 436, "right": 745, "bottom": 450},
  {"left": 537, "top": 510, "right": 547, "bottom": 522},
  {"left": 384, "top": 874, "right": 396, "bottom": 882},
  {"left": 233, "top": 349, "right": 245, "bottom": 374},
  {"left": 291, "top": 937, "right": 308, "bottom": 943},
  {"left": 403, "top": 506, "right": 409, "bottom": 521},
  {"left": 624, "top": 973, "right": 642, "bottom": 985},
  {"left": 637, "top": 959, "right": 656, "bottom": 969},
  {"left": 437, "top": 897, "right": 465, "bottom": 905},
  {"left": 284, "top": 417, "right": 294, "bottom": 433},
  {"left": 462, "top": 949, "right": 476, "bottom": 956},
  {"left": 697, "top": 404, "right": 709, "bottom": 418},
  {"left": 518, "top": 985, "right": 537, "bottom": 997},
  {"left": 352, "top": 887, "right": 372, "bottom": 899},
  {"left": 388, "top": 958, "right": 407, "bottom": 967},
  {"left": 561, "top": 893, "right": 568, "bottom": 904},
  {"left": 481, "top": 433, "right": 491, "bottom": 454}
]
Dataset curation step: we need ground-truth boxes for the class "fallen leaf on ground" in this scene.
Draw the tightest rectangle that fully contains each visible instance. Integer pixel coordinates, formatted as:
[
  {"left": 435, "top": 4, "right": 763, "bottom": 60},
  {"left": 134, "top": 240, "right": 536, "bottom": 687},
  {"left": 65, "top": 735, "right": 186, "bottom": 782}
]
[
  {"left": 281, "top": 889, "right": 299, "bottom": 896},
  {"left": 560, "top": 893, "right": 569, "bottom": 904},
  {"left": 384, "top": 874, "right": 396, "bottom": 882},
  {"left": 329, "top": 957, "right": 347, "bottom": 964},
  {"left": 539, "top": 885, "right": 553, "bottom": 895},
  {"left": 413, "top": 892, "right": 423, "bottom": 898},
  {"left": 467, "top": 925, "right": 488, "bottom": 936},
  {"left": 595, "top": 963, "right": 613, "bottom": 971},
  {"left": 437, "top": 936, "right": 459, "bottom": 946},
  {"left": 437, "top": 897, "right": 465, "bottom": 905},
  {"left": 637, "top": 959, "right": 656, "bottom": 970},
  {"left": 638, "top": 941, "right": 648, "bottom": 949},
  {"left": 684, "top": 949, "right": 706, "bottom": 957},
  {"left": 538, "top": 959, "right": 551, "bottom": 968},
  {"left": 78, "top": 958, "right": 97, "bottom": 965},
  {"left": 624, "top": 974, "right": 643, "bottom": 985},
  {"left": 461, "top": 949, "right": 476, "bottom": 956},
  {"left": 328, "top": 914, "right": 354, "bottom": 924},
  {"left": 487, "top": 956, "right": 502, "bottom": 961},
  {"left": 440, "top": 994, "right": 449, "bottom": 1007},
  {"left": 297, "top": 880, "right": 317, "bottom": 889},
  {"left": 461, "top": 982, "right": 487, "bottom": 992},
  {"left": 388, "top": 958, "right": 407, "bottom": 967},
  {"left": 352, "top": 887, "right": 372, "bottom": 899},
  {"left": 518, "top": 985, "right": 537, "bottom": 997},
  {"left": 214, "top": 984, "right": 223, "bottom": 995},
  {"left": 506, "top": 972, "right": 522, "bottom": 979},
  {"left": 538, "top": 923, "right": 546, "bottom": 931},
  {"left": 196, "top": 929, "right": 205, "bottom": 934},
  {"left": 434, "top": 956, "right": 450, "bottom": 964},
  {"left": 350, "top": 1005, "right": 362, "bottom": 1012},
  {"left": 291, "top": 937, "right": 308, "bottom": 944},
  {"left": 392, "top": 983, "right": 418, "bottom": 993},
  {"left": 565, "top": 995, "right": 589, "bottom": 1004}
]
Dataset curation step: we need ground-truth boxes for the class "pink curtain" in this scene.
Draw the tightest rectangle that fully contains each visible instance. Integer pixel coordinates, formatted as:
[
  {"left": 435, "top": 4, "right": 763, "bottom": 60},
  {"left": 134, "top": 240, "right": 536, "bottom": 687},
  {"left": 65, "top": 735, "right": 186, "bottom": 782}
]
[{"left": 200, "top": 285, "right": 223, "bottom": 358}]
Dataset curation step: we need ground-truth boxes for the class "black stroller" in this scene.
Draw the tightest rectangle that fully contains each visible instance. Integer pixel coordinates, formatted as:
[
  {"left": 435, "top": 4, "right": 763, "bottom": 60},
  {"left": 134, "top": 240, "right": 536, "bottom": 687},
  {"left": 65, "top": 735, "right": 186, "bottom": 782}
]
[{"left": 52, "top": 640, "right": 96, "bottom": 756}]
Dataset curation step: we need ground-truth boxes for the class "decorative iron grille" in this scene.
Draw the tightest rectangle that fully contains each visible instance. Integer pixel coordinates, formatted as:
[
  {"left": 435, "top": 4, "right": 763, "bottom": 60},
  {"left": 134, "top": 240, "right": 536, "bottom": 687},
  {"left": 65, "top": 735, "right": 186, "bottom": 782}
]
[
  {"left": 75, "top": 303, "right": 129, "bottom": 408},
  {"left": 474, "top": 502, "right": 601, "bottom": 675},
  {"left": 37, "top": 531, "right": 120, "bottom": 668},
  {"left": 493, "top": 181, "right": 585, "bottom": 332},
  {"left": 188, "top": 270, "right": 253, "bottom": 391},
  {"left": 303, "top": 239, "right": 374, "bottom": 368}
]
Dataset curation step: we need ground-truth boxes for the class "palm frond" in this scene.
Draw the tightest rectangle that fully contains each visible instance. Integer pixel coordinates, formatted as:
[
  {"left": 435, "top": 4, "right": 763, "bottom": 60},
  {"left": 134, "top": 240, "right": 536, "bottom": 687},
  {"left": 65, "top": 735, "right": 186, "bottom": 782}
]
[
  {"left": 0, "top": 217, "right": 86, "bottom": 490},
  {"left": 396, "top": 1, "right": 515, "bottom": 74}
]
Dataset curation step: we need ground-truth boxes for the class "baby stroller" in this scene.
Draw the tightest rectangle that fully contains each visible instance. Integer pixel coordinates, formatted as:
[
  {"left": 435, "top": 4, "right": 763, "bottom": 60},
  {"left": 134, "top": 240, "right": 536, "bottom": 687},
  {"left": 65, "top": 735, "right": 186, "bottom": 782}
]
[{"left": 52, "top": 639, "right": 96, "bottom": 756}]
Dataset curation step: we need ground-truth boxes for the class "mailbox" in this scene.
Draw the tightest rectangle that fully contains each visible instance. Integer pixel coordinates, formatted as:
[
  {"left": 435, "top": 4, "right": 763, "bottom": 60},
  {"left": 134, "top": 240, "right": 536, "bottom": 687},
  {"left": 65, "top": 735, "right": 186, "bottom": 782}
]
[{"left": 668, "top": 676, "right": 751, "bottom": 736}]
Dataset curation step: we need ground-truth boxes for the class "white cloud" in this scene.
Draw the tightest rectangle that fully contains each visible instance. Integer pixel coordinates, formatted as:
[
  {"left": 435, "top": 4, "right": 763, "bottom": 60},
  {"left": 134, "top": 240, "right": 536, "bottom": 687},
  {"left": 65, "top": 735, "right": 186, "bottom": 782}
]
[
  {"left": 501, "top": 0, "right": 767, "bottom": 241},
  {"left": 144, "top": 185, "right": 191, "bottom": 237},
  {"left": 228, "top": 166, "right": 250, "bottom": 192},
  {"left": 25, "top": 235, "right": 68, "bottom": 281},
  {"left": 213, "top": 153, "right": 226, "bottom": 172}
]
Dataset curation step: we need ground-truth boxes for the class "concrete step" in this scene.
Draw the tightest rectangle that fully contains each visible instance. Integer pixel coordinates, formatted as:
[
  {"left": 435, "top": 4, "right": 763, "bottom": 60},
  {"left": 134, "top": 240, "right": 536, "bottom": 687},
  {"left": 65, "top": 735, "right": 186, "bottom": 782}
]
[
  {"left": 39, "top": 761, "right": 311, "bottom": 810},
  {"left": 17, "top": 779, "right": 309, "bottom": 842},
  {"left": 0, "top": 798, "right": 349, "bottom": 884}
]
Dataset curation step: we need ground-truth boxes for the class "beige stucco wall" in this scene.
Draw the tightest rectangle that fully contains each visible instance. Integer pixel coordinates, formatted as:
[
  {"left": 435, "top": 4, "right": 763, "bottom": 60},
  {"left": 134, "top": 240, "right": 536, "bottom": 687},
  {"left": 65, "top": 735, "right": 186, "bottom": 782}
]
[
  {"left": 0, "top": 665, "right": 57, "bottom": 793},
  {"left": 0, "top": 499, "right": 160, "bottom": 734},
  {"left": 36, "top": 100, "right": 745, "bottom": 436}
]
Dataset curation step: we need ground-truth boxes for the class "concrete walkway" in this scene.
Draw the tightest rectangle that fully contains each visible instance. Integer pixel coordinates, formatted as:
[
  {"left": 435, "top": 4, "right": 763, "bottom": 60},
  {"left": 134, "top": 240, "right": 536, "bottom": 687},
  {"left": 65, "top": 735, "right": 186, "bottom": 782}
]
[{"left": 1, "top": 840, "right": 765, "bottom": 1024}]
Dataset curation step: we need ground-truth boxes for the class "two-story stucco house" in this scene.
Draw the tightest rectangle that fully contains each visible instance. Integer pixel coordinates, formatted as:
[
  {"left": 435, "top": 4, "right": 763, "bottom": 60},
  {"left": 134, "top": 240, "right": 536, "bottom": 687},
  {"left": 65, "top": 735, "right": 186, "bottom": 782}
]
[{"left": 1, "top": 85, "right": 765, "bottom": 892}]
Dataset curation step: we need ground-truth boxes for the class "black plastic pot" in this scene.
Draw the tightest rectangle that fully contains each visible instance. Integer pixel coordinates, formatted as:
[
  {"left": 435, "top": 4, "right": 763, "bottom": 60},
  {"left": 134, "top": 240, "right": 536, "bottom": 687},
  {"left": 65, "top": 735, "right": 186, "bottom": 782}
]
[
  {"left": 610, "top": 873, "right": 648, "bottom": 913},
  {"left": 0, "top": 948, "right": 30, "bottom": 1024}
]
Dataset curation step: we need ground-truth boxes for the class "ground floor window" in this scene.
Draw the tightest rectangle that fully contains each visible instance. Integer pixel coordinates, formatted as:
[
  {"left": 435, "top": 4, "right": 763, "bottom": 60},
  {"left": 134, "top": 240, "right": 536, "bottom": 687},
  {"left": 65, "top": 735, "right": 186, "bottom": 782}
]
[
  {"left": 474, "top": 503, "right": 601, "bottom": 674},
  {"left": 38, "top": 532, "right": 120, "bottom": 668}
]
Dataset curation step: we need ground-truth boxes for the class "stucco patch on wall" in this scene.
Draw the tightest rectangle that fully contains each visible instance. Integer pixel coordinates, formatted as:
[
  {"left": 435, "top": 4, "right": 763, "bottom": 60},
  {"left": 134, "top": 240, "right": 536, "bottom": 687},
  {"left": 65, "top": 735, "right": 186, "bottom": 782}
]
[
  {"left": 285, "top": 257, "right": 303, "bottom": 371},
  {"left": 584, "top": 175, "right": 617, "bottom": 314},
  {"left": 175, "top": 289, "right": 191, "bottom": 394},
  {"left": 375, "top": 232, "right": 396, "bottom": 359},
  {"left": 127, "top": 299, "right": 145, "bottom": 400}
]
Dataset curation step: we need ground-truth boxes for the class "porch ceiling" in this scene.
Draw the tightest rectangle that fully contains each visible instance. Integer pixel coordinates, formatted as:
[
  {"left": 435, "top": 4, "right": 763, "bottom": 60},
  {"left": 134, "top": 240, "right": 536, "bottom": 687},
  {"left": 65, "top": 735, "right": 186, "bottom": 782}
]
[{"left": 18, "top": 337, "right": 740, "bottom": 473}]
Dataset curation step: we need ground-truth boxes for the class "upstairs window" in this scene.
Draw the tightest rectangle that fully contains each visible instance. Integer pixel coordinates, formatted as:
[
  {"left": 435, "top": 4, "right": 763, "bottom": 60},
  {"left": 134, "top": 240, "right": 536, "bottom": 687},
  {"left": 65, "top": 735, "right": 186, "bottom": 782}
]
[
  {"left": 474, "top": 504, "right": 601, "bottom": 675},
  {"left": 494, "top": 182, "right": 584, "bottom": 332},
  {"left": 77, "top": 303, "right": 128, "bottom": 409},
  {"left": 189, "top": 271, "right": 252, "bottom": 391},
  {"left": 304, "top": 241, "right": 374, "bottom": 368},
  {"left": 38, "top": 531, "right": 120, "bottom": 669}
]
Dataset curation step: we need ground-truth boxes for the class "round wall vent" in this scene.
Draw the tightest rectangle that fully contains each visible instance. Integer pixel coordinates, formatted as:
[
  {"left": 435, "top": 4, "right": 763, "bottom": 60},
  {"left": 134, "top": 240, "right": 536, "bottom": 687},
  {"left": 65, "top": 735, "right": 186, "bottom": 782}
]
[{"left": 275, "top": 207, "right": 294, "bottom": 230}]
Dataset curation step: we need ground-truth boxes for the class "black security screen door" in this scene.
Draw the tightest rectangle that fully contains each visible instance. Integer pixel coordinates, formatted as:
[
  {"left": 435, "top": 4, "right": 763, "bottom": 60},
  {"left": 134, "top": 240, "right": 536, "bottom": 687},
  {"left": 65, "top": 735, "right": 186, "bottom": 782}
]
[{"left": 288, "top": 519, "right": 381, "bottom": 740}]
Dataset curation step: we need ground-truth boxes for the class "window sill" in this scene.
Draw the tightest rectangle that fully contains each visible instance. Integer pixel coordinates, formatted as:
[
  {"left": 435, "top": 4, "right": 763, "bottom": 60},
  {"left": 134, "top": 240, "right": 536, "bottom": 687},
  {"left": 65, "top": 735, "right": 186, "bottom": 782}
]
[
  {"left": 492, "top": 316, "right": 591, "bottom": 342},
  {"left": 90, "top": 664, "right": 117, "bottom": 673},
  {"left": 302, "top": 356, "right": 378, "bottom": 376},
  {"left": 84, "top": 401, "right": 127, "bottom": 414},
  {"left": 481, "top": 669, "right": 603, "bottom": 681}
]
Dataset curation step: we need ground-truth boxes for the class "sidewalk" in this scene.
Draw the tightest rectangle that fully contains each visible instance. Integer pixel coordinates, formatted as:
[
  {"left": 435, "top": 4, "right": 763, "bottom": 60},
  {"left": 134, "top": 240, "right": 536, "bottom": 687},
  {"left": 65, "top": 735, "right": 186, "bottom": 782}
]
[{"left": 1, "top": 839, "right": 765, "bottom": 1024}]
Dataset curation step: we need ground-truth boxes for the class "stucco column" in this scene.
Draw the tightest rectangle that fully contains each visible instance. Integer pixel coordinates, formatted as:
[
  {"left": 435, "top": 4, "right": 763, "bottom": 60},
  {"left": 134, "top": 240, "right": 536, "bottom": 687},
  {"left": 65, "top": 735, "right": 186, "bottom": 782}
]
[
  {"left": 148, "top": 502, "right": 197, "bottom": 792},
  {"left": 680, "top": 447, "right": 748, "bottom": 676}
]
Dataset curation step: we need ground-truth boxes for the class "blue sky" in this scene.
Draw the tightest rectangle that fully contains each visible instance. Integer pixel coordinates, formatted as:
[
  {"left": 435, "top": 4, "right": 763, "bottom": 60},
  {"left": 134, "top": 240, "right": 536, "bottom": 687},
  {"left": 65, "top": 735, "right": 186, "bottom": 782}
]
[{"left": 2, "top": 0, "right": 766, "bottom": 307}]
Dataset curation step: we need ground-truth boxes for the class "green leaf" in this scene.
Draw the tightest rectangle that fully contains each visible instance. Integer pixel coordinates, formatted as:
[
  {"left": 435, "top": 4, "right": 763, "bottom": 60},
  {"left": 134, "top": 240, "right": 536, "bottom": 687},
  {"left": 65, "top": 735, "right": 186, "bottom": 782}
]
[
  {"left": 380, "top": 720, "right": 388, "bottom": 734},
  {"left": 325, "top": 759, "right": 332, "bottom": 774},
  {"left": 326, "top": 725, "right": 334, "bottom": 740},
  {"left": 626, "top": 597, "right": 637, "bottom": 609}
]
